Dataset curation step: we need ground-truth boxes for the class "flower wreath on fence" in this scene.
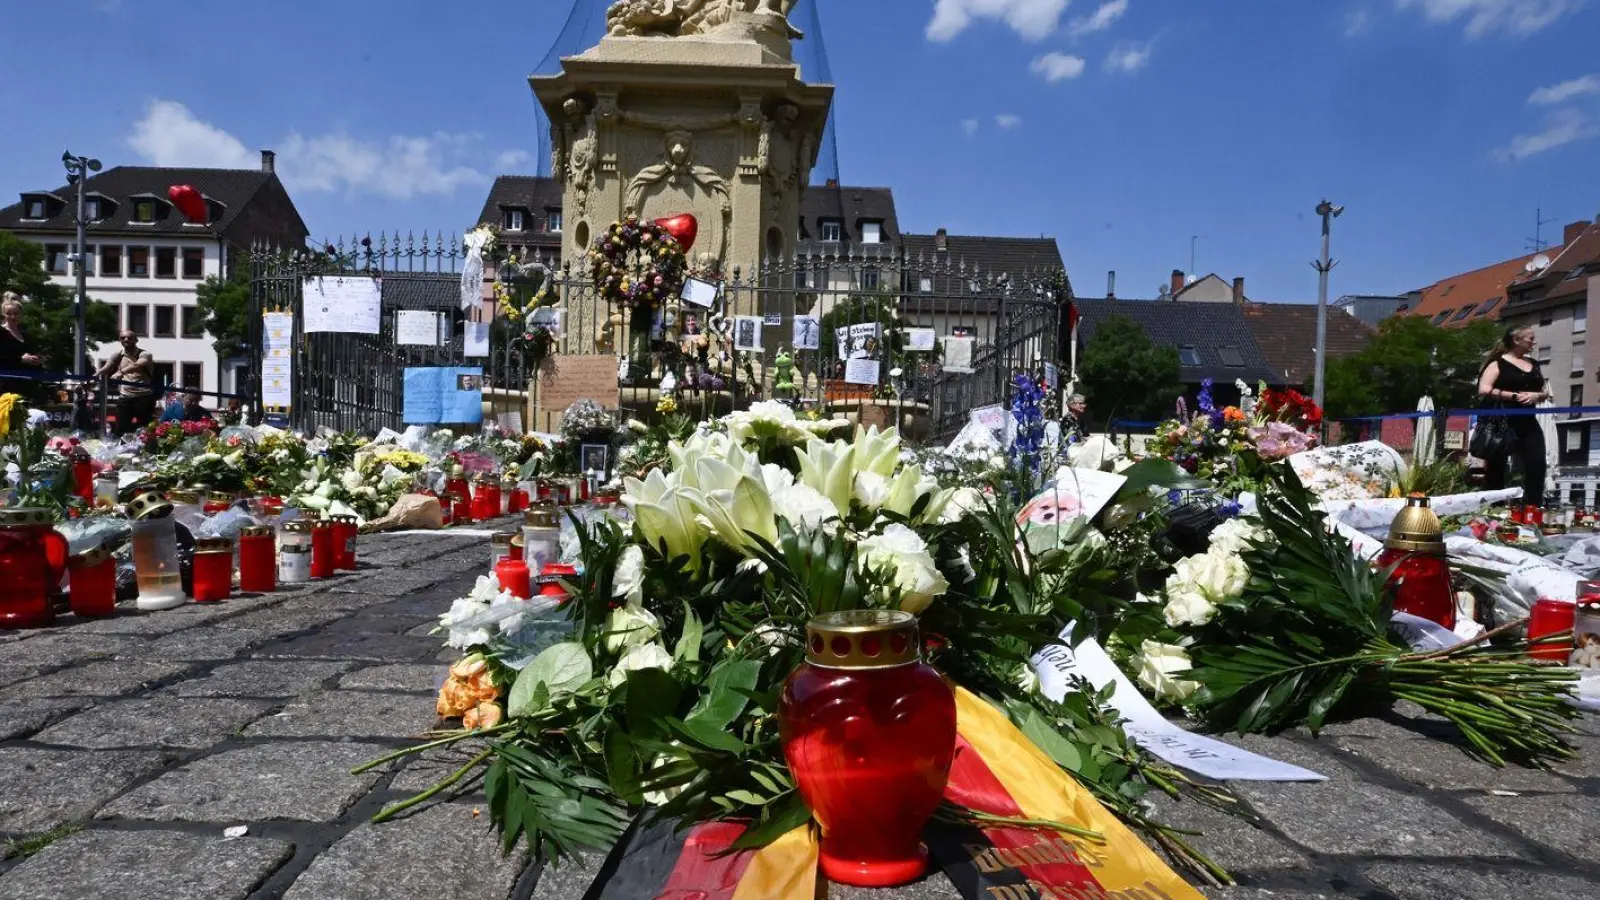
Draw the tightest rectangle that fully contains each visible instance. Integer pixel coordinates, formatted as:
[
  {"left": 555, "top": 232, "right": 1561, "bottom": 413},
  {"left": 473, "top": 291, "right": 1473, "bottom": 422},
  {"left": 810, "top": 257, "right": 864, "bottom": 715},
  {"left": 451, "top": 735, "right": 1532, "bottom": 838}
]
[{"left": 589, "top": 216, "right": 688, "bottom": 313}]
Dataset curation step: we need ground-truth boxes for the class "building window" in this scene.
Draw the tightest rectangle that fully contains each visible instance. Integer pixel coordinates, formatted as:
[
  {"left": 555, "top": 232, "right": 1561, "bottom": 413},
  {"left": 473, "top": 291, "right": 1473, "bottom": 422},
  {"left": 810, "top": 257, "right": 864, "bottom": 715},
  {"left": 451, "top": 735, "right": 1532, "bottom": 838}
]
[
  {"left": 1179, "top": 347, "right": 1202, "bottom": 366},
  {"left": 503, "top": 209, "right": 524, "bottom": 231},
  {"left": 1572, "top": 485, "right": 1588, "bottom": 507},
  {"left": 180, "top": 363, "right": 203, "bottom": 389},
  {"left": 100, "top": 245, "right": 121, "bottom": 277},
  {"left": 73, "top": 244, "right": 94, "bottom": 277},
  {"left": 182, "top": 247, "right": 204, "bottom": 279},
  {"left": 1573, "top": 344, "right": 1586, "bottom": 373},
  {"left": 154, "top": 305, "right": 176, "bottom": 338},
  {"left": 1541, "top": 310, "right": 1553, "bottom": 327},
  {"left": 182, "top": 306, "right": 205, "bottom": 338},
  {"left": 1451, "top": 305, "right": 1477, "bottom": 321},
  {"left": 84, "top": 198, "right": 100, "bottom": 221},
  {"left": 126, "top": 305, "right": 149, "bottom": 336},
  {"left": 154, "top": 247, "right": 176, "bottom": 278},
  {"left": 968, "top": 279, "right": 982, "bottom": 294},
  {"left": 45, "top": 244, "right": 68, "bottom": 275},
  {"left": 952, "top": 326, "right": 976, "bottom": 338},
  {"left": 1575, "top": 304, "right": 1588, "bottom": 334},
  {"left": 129, "top": 247, "right": 150, "bottom": 277},
  {"left": 1431, "top": 310, "right": 1453, "bottom": 324},
  {"left": 1478, "top": 297, "right": 1501, "bottom": 316},
  {"left": 1571, "top": 384, "right": 1584, "bottom": 407},
  {"left": 547, "top": 211, "right": 562, "bottom": 233},
  {"left": 919, "top": 277, "right": 933, "bottom": 293},
  {"left": 1218, "top": 347, "right": 1244, "bottom": 367},
  {"left": 861, "top": 221, "right": 882, "bottom": 245},
  {"left": 24, "top": 199, "right": 45, "bottom": 219},
  {"left": 133, "top": 200, "right": 156, "bottom": 223},
  {"left": 820, "top": 220, "right": 842, "bottom": 242},
  {"left": 152, "top": 362, "right": 174, "bottom": 388},
  {"left": 861, "top": 267, "right": 880, "bottom": 291},
  {"left": 795, "top": 269, "right": 809, "bottom": 289},
  {"left": 1537, "top": 345, "right": 1552, "bottom": 365}
]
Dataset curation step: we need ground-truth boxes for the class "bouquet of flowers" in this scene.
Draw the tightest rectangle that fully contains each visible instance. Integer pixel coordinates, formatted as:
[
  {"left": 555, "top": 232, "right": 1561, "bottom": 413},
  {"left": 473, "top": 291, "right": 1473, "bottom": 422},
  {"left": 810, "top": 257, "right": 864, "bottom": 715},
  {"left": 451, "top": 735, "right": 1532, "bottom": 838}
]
[
  {"left": 369, "top": 418, "right": 1235, "bottom": 883},
  {"left": 287, "top": 448, "right": 424, "bottom": 521},
  {"left": 140, "top": 419, "right": 220, "bottom": 455},
  {"left": 1150, "top": 380, "right": 1321, "bottom": 497}
]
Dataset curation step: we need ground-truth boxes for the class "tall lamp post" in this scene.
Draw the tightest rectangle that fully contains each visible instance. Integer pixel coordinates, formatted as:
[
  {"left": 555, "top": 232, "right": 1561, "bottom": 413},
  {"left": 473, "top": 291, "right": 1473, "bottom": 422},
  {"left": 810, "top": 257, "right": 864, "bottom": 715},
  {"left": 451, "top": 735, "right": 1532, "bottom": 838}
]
[
  {"left": 1311, "top": 199, "right": 1343, "bottom": 414},
  {"left": 62, "top": 151, "right": 102, "bottom": 379}
]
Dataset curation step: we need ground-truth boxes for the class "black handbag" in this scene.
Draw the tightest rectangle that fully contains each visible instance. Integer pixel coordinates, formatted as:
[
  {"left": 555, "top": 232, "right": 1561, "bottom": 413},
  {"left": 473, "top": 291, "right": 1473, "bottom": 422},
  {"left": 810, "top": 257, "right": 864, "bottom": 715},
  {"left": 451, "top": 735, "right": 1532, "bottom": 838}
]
[{"left": 1469, "top": 411, "right": 1512, "bottom": 459}]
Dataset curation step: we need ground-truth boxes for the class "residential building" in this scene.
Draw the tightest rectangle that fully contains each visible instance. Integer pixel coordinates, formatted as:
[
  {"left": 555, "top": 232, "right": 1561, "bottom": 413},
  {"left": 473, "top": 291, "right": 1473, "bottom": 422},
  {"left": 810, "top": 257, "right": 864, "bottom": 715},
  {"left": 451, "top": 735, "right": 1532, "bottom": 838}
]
[
  {"left": 1402, "top": 220, "right": 1589, "bottom": 328},
  {"left": 0, "top": 151, "right": 309, "bottom": 396},
  {"left": 1332, "top": 294, "right": 1407, "bottom": 328},
  {"left": 477, "top": 175, "right": 564, "bottom": 261},
  {"left": 899, "top": 230, "right": 1065, "bottom": 348},
  {"left": 1242, "top": 302, "right": 1375, "bottom": 388},
  {"left": 1168, "top": 271, "right": 1247, "bottom": 304},
  {"left": 1494, "top": 217, "right": 1600, "bottom": 504}
]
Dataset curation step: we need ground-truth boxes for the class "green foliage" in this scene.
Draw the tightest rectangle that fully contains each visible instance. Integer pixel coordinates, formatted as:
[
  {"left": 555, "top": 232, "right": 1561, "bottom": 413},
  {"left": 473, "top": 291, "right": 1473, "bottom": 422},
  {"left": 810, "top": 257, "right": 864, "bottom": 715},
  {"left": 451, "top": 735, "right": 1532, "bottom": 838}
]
[
  {"left": 0, "top": 231, "right": 117, "bottom": 374},
  {"left": 1078, "top": 314, "right": 1182, "bottom": 422},
  {"left": 1322, "top": 316, "right": 1500, "bottom": 418},
  {"left": 193, "top": 271, "right": 251, "bottom": 360}
]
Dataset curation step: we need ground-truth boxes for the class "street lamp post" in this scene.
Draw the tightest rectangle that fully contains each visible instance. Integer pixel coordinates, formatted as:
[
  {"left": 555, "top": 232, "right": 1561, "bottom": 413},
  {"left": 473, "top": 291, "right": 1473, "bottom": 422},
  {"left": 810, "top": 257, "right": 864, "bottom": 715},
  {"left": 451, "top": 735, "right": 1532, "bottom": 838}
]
[
  {"left": 62, "top": 151, "right": 102, "bottom": 379},
  {"left": 1312, "top": 199, "right": 1343, "bottom": 413}
]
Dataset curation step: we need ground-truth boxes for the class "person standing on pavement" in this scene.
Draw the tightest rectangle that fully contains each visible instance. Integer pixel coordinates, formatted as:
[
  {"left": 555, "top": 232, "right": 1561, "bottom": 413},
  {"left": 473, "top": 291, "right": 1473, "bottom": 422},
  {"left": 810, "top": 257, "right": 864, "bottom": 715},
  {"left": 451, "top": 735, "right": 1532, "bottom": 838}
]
[
  {"left": 0, "top": 293, "right": 46, "bottom": 400},
  {"left": 96, "top": 329, "right": 157, "bottom": 435},
  {"left": 1476, "top": 325, "right": 1551, "bottom": 506}
]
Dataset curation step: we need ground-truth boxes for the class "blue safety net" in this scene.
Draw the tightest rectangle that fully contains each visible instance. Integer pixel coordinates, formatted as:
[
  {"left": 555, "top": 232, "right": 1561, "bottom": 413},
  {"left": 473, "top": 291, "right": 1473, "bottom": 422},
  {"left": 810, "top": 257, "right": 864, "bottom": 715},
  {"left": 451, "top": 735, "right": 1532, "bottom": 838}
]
[{"left": 532, "top": 0, "right": 840, "bottom": 184}]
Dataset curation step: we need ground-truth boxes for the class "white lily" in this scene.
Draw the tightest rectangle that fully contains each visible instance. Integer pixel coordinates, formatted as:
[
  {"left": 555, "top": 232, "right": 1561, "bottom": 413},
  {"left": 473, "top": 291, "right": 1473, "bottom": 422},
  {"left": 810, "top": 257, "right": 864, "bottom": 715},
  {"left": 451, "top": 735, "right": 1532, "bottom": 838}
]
[{"left": 622, "top": 468, "right": 704, "bottom": 571}]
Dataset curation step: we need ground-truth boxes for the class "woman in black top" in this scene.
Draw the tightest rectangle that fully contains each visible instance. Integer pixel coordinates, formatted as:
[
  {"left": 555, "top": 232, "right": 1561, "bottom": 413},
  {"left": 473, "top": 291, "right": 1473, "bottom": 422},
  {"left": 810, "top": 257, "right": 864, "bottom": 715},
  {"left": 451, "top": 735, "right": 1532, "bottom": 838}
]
[
  {"left": 0, "top": 293, "right": 45, "bottom": 401},
  {"left": 1476, "top": 326, "right": 1551, "bottom": 505}
]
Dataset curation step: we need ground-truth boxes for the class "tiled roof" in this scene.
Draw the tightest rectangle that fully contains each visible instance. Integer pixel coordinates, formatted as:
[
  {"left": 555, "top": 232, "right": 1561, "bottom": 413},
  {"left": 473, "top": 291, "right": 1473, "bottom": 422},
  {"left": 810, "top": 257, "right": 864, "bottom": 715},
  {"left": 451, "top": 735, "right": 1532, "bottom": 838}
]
[
  {"left": 1242, "top": 302, "right": 1375, "bottom": 386},
  {"left": 901, "top": 233, "right": 1064, "bottom": 279},
  {"left": 476, "top": 175, "right": 564, "bottom": 250},
  {"left": 1407, "top": 248, "right": 1561, "bottom": 327},
  {"left": 380, "top": 274, "right": 460, "bottom": 310},
  {"left": 1074, "top": 298, "right": 1282, "bottom": 385},
  {"left": 798, "top": 185, "right": 899, "bottom": 251},
  {"left": 1506, "top": 220, "right": 1600, "bottom": 310},
  {"left": 0, "top": 165, "right": 300, "bottom": 239}
]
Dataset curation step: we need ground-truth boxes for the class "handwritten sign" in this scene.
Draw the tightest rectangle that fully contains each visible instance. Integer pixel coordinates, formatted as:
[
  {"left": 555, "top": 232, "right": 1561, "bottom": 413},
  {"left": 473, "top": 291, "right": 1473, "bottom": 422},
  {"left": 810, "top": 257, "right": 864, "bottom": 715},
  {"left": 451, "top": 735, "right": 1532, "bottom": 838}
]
[
  {"left": 537, "top": 355, "right": 619, "bottom": 432},
  {"left": 403, "top": 367, "right": 483, "bottom": 425},
  {"left": 304, "top": 276, "right": 381, "bottom": 334},
  {"left": 395, "top": 311, "right": 439, "bottom": 346},
  {"left": 844, "top": 357, "right": 880, "bottom": 386},
  {"left": 906, "top": 327, "right": 937, "bottom": 351}
]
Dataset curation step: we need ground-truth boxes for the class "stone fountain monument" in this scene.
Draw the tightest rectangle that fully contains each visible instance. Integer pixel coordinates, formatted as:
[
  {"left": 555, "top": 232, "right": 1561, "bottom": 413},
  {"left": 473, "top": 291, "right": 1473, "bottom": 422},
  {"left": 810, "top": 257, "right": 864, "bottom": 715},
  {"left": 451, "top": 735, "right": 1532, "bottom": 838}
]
[{"left": 530, "top": 0, "right": 833, "bottom": 354}]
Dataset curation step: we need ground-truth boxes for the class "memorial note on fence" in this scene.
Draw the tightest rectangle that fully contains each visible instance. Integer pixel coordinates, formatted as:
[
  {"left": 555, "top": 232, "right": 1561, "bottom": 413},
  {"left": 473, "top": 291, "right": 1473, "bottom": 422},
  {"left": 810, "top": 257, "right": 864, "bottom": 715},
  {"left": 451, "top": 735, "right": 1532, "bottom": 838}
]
[
  {"left": 537, "top": 355, "right": 619, "bottom": 432},
  {"left": 395, "top": 311, "right": 440, "bottom": 346},
  {"left": 403, "top": 367, "right": 484, "bottom": 425},
  {"left": 304, "top": 276, "right": 381, "bottom": 334}
]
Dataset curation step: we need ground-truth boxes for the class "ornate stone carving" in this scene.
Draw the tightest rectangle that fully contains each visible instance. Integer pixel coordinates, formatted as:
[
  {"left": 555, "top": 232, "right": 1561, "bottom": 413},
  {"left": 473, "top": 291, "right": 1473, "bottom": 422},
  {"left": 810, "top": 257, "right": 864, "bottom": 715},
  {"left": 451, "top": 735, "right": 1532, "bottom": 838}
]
[
  {"left": 559, "top": 98, "right": 598, "bottom": 220},
  {"left": 624, "top": 130, "right": 732, "bottom": 267},
  {"left": 605, "top": 0, "right": 802, "bottom": 40}
]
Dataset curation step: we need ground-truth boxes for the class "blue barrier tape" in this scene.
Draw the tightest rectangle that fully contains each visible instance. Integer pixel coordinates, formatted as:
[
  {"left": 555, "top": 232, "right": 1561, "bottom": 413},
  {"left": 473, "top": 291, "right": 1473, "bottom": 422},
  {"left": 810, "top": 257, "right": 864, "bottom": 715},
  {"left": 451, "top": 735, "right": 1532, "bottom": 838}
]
[{"left": 0, "top": 367, "right": 247, "bottom": 401}]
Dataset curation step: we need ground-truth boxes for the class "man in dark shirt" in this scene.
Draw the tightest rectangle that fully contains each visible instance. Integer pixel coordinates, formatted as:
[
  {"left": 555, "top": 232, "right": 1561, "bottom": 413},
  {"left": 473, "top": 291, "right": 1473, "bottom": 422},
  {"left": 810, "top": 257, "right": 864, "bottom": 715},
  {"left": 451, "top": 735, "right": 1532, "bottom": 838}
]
[{"left": 170, "top": 389, "right": 214, "bottom": 423}]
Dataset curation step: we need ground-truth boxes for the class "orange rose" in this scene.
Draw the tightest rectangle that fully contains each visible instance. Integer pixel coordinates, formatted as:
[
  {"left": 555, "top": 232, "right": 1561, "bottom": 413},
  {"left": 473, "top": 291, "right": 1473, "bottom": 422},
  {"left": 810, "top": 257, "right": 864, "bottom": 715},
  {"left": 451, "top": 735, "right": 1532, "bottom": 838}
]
[
  {"left": 449, "top": 654, "right": 488, "bottom": 681},
  {"left": 1223, "top": 407, "right": 1245, "bottom": 423},
  {"left": 436, "top": 678, "right": 477, "bottom": 718},
  {"left": 462, "top": 701, "right": 504, "bottom": 731},
  {"left": 467, "top": 669, "right": 499, "bottom": 702}
]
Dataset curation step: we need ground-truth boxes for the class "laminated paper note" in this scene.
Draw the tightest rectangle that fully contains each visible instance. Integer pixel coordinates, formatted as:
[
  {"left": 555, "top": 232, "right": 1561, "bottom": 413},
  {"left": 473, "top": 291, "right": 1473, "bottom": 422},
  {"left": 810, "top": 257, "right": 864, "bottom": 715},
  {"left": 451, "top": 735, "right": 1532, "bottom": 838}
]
[
  {"left": 304, "top": 276, "right": 381, "bottom": 335},
  {"left": 906, "top": 327, "right": 937, "bottom": 352},
  {"left": 843, "top": 357, "right": 880, "bottom": 386},
  {"left": 463, "top": 321, "right": 491, "bottom": 358},
  {"left": 683, "top": 277, "right": 719, "bottom": 308},
  {"left": 793, "top": 315, "right": 820, "bottom": 350},
  {"left": 395, "top": 310, "right": 440, "bottom": 346},
  {"left": 943, "top": 335, "right": 974, "bottom": 373},
  {"left": 733, "top": 316, "right": 763, "bottom": 352},
  {"left": 1030, "top": 631, "right": 1326, "bottom": 782},
  {"left": 403, "top": 367, "right": 483, "bottom": 425}
]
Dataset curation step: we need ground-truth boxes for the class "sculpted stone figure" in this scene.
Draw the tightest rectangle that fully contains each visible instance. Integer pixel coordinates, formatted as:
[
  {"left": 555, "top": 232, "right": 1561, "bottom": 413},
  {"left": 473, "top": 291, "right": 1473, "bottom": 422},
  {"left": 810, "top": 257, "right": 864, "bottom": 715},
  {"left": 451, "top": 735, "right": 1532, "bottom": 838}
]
[{"left": 605, "top": 0, "right": 802, "bottom": 40}]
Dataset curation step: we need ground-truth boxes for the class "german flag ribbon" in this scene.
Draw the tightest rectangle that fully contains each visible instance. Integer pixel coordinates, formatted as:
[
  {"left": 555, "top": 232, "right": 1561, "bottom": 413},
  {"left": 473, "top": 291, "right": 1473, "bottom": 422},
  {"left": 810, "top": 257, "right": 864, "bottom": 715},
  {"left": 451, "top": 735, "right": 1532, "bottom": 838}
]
[{"left": 583, "top": 687, "right": 1199, "bottom": 900}]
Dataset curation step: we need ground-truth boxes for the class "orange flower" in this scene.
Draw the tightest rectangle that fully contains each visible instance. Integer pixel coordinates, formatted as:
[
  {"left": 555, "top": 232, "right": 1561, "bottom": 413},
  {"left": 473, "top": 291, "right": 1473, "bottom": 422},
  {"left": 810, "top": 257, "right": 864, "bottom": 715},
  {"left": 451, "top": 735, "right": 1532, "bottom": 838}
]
[
  {"left": 1223, "top": 406, "right": 1246, "bottom": 423},
  {"left": 449, "top": 655, "right": 488, "bottom": 681},
  {"left": 467, "top": 669, "right": 499, "bottom": 702},
  {"left": 436, "top": 678, "right": 477, "bottom": 718},
  {"left": 462, "top": 701, "right": 504, "bottom": 731}
]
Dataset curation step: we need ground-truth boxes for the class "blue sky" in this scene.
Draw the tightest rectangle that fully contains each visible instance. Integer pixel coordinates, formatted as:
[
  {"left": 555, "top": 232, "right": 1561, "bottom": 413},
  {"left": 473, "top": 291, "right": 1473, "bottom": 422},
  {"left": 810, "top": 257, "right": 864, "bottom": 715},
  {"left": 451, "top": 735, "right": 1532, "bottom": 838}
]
[{"left": 3, "top": 0, "right": 1598, "bottom": 303}]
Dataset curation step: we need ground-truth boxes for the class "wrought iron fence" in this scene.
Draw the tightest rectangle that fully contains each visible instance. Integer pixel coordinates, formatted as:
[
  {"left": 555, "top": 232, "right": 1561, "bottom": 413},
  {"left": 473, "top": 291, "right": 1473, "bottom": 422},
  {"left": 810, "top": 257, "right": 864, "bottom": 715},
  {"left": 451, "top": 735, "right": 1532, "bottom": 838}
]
[{"left": 246, "top": 233, "right": 1065, "bottom": 441}]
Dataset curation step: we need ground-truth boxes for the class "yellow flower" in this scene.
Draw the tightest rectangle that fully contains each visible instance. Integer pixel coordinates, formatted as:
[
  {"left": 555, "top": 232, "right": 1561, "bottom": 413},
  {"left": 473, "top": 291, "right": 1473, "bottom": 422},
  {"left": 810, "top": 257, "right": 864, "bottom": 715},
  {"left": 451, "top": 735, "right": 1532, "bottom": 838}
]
[
  {"left": 655, "top": 395, "right": 677, "bottom": 413},
  {"left": 0, "top": 392, "right": 18, "bottom": 440}
]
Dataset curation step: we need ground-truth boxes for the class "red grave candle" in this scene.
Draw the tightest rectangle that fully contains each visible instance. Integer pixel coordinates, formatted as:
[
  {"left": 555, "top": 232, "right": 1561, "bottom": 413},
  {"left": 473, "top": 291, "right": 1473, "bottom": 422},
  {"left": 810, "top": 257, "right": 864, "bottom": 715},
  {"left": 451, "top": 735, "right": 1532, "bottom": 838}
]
[
  {"left": 238, "top": 525, "right": 277, "bottom": 593},
  {"left": 452, "top": 496, "right": 474, "bottom": 526},
  {"left": 495, "top": 556, "right": 532, "bottom": 599},
  {"left": 330, "top": 514, "right": 359, "bottom": 570},
  {"left": 779, "top": 610, "right": 957, "bottom": 888},
  {"left": 191, "top": 537, "right": 234, "bottom": 602},
  {"left": 1377, "top": 495, "right": 1456, "bottom": 630},
  {"left": 310, "top": 519, "right": 337, "bottom": 578},
  {"left": 71, "top": 453, "right": 95, "bottom": 504},
  {"left": 68, "top": 548, "right": 117, "bottom": 617},
  {"left": 472, "top": 480, "right": 496, "bottom": 522},
  {"left": 0, "top": 508, "right": 67, "bottom": 629},
  {"left": 1527, "top": 598, "right": 1576, "bottom": 662}
]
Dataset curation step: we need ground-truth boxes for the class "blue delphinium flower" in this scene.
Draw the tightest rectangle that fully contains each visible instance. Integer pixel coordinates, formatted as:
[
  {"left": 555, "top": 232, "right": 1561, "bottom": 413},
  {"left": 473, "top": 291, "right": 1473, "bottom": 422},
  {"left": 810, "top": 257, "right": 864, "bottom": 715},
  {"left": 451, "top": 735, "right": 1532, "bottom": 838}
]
[
  {"left": 1009, "top": 373, "right": 1046, "bottom": 490},
  {"left": 1198, "top": 378, "right": 1224, "bottom": 429}
]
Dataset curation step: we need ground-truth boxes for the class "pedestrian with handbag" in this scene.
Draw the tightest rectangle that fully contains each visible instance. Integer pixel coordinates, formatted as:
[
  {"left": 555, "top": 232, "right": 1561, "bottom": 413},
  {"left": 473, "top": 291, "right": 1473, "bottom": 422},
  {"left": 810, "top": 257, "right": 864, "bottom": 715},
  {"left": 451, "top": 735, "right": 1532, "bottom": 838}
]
[{"left": 1474, "top": 326, "right": 1551, "bottom": 506}]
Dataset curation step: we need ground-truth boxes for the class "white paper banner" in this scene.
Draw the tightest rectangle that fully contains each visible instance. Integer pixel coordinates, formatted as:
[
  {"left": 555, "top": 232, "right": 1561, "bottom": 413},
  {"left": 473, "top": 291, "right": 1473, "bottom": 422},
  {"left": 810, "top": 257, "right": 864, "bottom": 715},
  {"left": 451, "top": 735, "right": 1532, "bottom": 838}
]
[
  {"left": 304, "top": 277, "right": 381, "bottom": 335},
  {"left": 463, "top": 321, "right": 491, "bottom": 358},
  {"left": 395, "top": 310, "right": 440, "bottom": 346},
  {"left": 1030, "top": 634, "right": 1326, "bottom": 782}
]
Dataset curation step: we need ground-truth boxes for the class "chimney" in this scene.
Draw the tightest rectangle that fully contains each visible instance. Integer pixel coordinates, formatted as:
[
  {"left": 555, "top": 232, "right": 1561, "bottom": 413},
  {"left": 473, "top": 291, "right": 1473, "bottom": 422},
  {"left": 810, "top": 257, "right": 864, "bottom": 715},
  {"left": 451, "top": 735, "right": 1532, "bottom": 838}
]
[
  {"left": 1106, "top": 270, "right": 1116, "bottom": 299},
  {"left": 1170, "top": 269, "right": 1185, "bottom": 297},
  {"left": 1232, "top": 276, "right": 1245, "bottom": 306},
  {"left": 1566, "top": 219, "right": 1591, "bottom": 246},
  {"left": 935, "top": 227, "right": 948, "bottom": 253},
  {"left": 260, "top": 149, "right": 276, "bottom": 174}
]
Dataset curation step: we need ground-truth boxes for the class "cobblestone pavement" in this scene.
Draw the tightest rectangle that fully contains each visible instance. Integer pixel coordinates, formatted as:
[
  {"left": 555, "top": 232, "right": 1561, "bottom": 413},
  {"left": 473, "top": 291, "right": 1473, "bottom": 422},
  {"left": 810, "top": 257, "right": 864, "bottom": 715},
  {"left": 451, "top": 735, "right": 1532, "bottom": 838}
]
[{"left": 1, "top": 525, "right": 1597, "bottom": 900}]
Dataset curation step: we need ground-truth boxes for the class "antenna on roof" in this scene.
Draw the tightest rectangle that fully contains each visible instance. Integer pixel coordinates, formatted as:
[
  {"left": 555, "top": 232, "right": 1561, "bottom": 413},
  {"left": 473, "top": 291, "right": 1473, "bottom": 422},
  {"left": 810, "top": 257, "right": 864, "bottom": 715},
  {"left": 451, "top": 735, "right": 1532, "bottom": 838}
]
[{"left": 1525, "top": 205, "right": 1556, "bottom": 253}]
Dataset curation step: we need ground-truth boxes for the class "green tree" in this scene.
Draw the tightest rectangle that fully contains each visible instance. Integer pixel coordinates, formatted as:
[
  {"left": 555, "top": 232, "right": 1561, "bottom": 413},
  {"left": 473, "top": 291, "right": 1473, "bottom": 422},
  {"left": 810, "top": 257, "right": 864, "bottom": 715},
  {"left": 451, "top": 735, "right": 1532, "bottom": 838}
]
[
  {"left": 1078, "top": 314, "right": 1182, "bottom": 422},
  {"left": 1322, "top": 316, "right": 1500, "bottom": 418},
  {"left": 0, "top": 232, "right": 117, "bottom": 375},
  {"left": 194, "top": 270, "right": 252, "bottom": 360}
]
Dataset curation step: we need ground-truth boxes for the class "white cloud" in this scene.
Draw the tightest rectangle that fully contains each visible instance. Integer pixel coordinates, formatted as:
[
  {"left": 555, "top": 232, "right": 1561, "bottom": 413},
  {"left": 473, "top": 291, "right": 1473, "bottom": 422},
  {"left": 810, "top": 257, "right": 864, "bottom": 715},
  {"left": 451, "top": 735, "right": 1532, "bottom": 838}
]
[
  {"left": 961, "top": 118, "right": 981, "bottom": 136},
  {"left": 493, "top": 149, "right": 534, "bottom": 171},
  {"left": 1104, "top": 39, "right": 1153, "bottom": 72},
  {"left": 1528, "top": 74, "right": 1600, "bottom": 105},
  {"left": 1501, "top": 107, "right": 1598, "bottom": 159},
  {"left": 124, "top": 100, "right": 511, "bottom": 200},
  {"left": 1068, "top": 0, "right": 1128, "bottom": 38},
  {"left": 1344, "top": 7, "right": 1372, "bottom": 35},
  {"left": 926, "top": 0, "right": 1070, "bottom": 42},
  {"left": 995, "top": 114, "right": 1024, "bottom": 129},
  {"left": 1395, "top": 0, "right": 1583, "bottom": 37},
  {"left": 1031, "top": 52, "right": 1087, "bottom": 82}
]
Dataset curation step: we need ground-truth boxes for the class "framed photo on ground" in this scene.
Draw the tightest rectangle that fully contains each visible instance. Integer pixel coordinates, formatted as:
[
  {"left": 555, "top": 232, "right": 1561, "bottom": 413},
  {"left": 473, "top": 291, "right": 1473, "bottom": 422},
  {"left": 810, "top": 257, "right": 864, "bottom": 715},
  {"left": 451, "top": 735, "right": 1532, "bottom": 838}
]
[{"left": 580, "top": 443, "right": 609, "bottom": 476}]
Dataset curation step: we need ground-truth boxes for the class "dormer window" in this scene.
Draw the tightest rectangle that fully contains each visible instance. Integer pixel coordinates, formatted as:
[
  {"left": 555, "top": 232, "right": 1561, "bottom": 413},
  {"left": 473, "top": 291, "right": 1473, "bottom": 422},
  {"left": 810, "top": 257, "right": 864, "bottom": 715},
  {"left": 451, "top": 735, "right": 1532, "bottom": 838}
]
[
  {"left": 547, "top": 210, "right": 562, "bottom": 233},
  {"left": 503, "top": 209, "right": 524, "bottom": 232},
  {"left": 819, "top": 219, "right": 842, "bottom": 243},
  {"left": 861, "top": 221, "right": 882, "bottom": 245},
  {"left": 133, "top": 200, "right": 157, "bottom": 223},
  {"left": 25, "top": 199, "right": 46, "bottom": 219}
]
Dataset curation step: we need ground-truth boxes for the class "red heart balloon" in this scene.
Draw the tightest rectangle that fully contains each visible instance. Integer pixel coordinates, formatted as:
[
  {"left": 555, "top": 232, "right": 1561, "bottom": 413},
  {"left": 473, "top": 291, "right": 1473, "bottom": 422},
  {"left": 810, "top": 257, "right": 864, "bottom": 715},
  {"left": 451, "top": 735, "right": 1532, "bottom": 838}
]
[
  {"left": 654, "top": 214, "right": 697, "bottom": 253},
  {"left": 168, "top": 184, "right": 207, "bottom": 224}
]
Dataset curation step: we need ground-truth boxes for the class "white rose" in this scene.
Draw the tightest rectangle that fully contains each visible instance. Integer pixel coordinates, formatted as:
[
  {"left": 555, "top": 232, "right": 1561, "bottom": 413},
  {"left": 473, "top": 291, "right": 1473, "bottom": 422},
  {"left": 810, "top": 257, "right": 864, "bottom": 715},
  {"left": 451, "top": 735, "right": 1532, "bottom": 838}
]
[
  {"left": 1163, "top": 588, "right": 1217, "bottom": 628},
  {"left": 604, "top": 603, "right": 661, "bottom": 653},
  {"left": 1134, "top": 640, "right": 1200, "bottom": 703},
  {"left": 853, "top": 471, "right": 889, "bottom": 510},
  {"left": 760, "top": 463, "right": 795, "bottom": 497},
  {"left": 340, "top": 469, "right": 363, "bottom": 492},
  {"left": 859, "top": 523, "right": 949, "bottom": 614},
  {"left": 608, "top": 642, "right": 674, "bottom": 687},
  {"left": 1191, "top": 552, "right": 1249, "bottom": 599},
  {"left": 1208, "top": 518, "right": 1264, "bottom": 556},
  {"left": 613, "top": 545, "right": 645, "bottom": 605},
  {"left": 939, "top": 487, "right": 987, "bottom": 524},
  {"left": 774, "top": 483, "right": 840, "bottom": 531}
]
